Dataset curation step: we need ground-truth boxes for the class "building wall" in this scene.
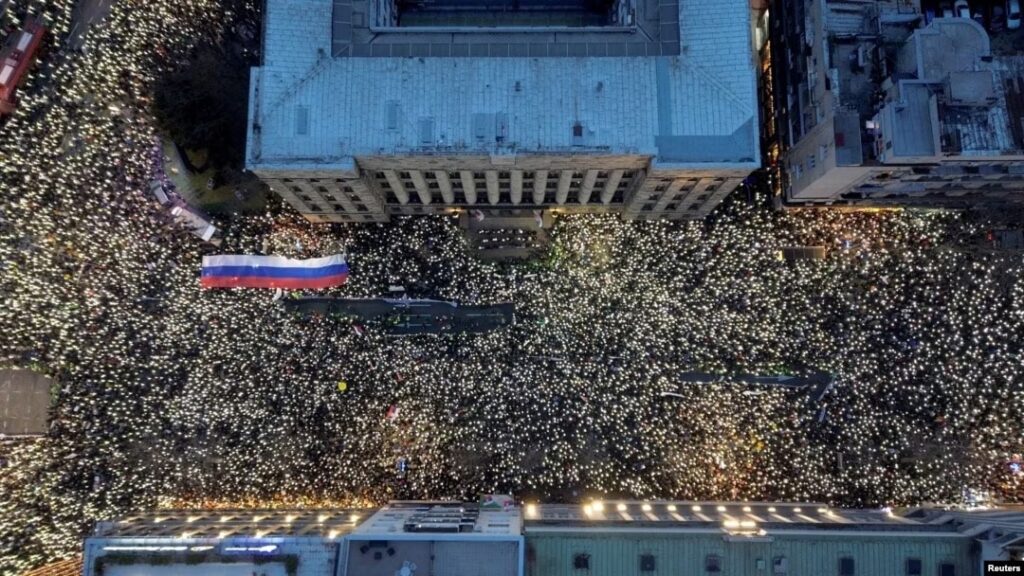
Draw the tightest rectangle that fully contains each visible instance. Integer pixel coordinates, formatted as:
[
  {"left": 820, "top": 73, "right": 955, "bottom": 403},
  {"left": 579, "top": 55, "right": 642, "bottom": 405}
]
[
  {"left": 256, "top": 155, "right": 749, "bottom": 223},
  {"left": 526, "top": 530, "right": 975, "bottom": 576},
  {"left": 789, "top": 161, "right": 1024, "bottom": 203},
  {"left": 785, "top": 115, "right": 839, "bottom": 198}
]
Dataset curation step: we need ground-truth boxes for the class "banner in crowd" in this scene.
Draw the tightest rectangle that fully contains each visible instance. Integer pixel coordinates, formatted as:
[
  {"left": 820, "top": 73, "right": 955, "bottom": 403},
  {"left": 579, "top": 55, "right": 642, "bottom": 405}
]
[{"left": 201, "top": 254, "right": 349, "bottom": 289}]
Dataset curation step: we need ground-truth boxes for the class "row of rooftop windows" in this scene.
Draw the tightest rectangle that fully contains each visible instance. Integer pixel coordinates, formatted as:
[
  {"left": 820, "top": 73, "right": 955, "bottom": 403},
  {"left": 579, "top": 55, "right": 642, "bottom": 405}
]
[
  {"left": 570, "top": 552, "right": 958, "bottom": 576},
  {"left": 651, "top": 177, "right": 729, "bottom": 194},
  {"left": 375, "top": 170, "right": 638, "bottom": 193},
  {"left": 384, "top": 187, "right": 627, "bottom": 206},
  {"left": 383, "top": 170, "right": 635, "bottom": 180}
]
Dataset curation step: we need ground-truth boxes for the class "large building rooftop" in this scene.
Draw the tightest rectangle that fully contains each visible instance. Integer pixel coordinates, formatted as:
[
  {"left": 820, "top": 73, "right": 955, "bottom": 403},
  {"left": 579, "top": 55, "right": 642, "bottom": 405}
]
[
  {"left": 83, "top": 502, "right": 1020, "bottom": 576},
  {"left": 246, "top": 0, "right": 759, "bottom": 172}
]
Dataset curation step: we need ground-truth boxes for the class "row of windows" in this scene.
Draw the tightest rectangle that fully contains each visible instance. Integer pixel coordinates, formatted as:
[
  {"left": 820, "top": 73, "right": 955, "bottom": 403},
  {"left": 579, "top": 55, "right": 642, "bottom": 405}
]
[
  {"left": 570, "top": 553, "right": 957, "bottom": 575},
  {"left": 308, "top": 213, "right": 378, "bottom": 222},
  {"left": 374, "top": 170, "right": 637, "bottom": 196},
  {"left": 638, "top": 200, "right": 707, "bottom": 213},
  {"left": 381, "top": 170, "right": 635, "bottom": 181},
  {"left": 277, "top": 182, "right": 376, "bottom": 214},
  {"left": 385, "top": 188, "right": 627, "bottom": 206},
  {"left": 279, "top": 177, "right": 353, "bottom": 189},
  {"left": 303, "top": 201, "right": 370, "bottom": 213},
  {"left": 652, "top": 177, "right": 727, "bottom": 194}
]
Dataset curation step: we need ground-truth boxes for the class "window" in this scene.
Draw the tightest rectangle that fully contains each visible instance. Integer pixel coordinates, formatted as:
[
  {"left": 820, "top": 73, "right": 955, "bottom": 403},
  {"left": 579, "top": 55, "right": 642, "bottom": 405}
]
[
  {"left": 706, "top": 554, "right": 722, "bottom": 573},
  {"left": 773, "top": 556, "right": 789, "bottom": 575},
  {"left": 386, "top": 101, "right": 400, "bottom": 130},
  {"left": 906, "top": 558, "right": 922, "bottom": 576},
  {"left": 294, "top": 106, "right": 309, "bottom": 136},
  {"left": 808, "top": 154, "right": 816, "bottom": 169},
  {"left": 939, "top": 563, "right": 955, "bottom": 576},
  {"left": 573, "top": 553, "right": 590, "bottom": 570},
  {"left": 640, "top": 554, "right": 655, "bottom": 572},
  {"left": 839, "top": 557, "right": 855, "bottom": 576}
]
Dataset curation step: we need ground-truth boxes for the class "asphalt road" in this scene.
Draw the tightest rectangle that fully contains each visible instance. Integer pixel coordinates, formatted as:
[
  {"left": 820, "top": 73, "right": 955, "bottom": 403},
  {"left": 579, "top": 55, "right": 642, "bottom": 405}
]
[{"left": 68, "top": 0, "right": 111, "bottom": 48}]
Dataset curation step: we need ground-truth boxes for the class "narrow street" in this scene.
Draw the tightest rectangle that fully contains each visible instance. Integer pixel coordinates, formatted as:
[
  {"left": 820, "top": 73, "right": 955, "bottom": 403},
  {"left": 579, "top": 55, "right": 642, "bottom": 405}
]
[{"left": 67, "top": 0, "right": 110, "bottom": 48}]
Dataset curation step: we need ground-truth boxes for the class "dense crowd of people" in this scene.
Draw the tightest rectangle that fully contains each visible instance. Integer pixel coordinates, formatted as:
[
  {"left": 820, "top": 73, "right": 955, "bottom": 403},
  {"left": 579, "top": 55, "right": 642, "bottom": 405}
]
[{"left": 1, "top": 0, "right": 1023, "bottom": 574}]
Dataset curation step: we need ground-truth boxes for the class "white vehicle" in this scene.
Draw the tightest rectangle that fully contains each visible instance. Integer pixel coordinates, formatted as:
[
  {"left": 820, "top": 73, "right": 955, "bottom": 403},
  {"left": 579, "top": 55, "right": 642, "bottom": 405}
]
[
  {"left": 955, "top": 0, "right": 970, "bottom": 18},
  {"left": 1009, "top": 0, "right": 1022, "bottom": 29}
]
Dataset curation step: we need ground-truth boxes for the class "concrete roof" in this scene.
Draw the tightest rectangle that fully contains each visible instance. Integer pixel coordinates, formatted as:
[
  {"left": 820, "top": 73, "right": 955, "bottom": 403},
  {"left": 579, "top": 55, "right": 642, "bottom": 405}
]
[
  {"left": 352, "top": 501, "right": 522, "bottom": 538},
  {"left": 910, "top": 18, "right": 990, "bottom": 82},
  {"left": 889, "top": 82, "right": 938, "bottom": 158},
  {"left": 247, "top": 0, "right": 759, "bottom": 171}
]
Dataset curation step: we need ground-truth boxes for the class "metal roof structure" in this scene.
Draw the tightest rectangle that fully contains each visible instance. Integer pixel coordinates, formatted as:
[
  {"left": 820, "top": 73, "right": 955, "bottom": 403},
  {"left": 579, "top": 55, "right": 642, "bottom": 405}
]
[
  {"left": 94, "top": 509, "right": 369, "bottom": 540},
  {"left": 524, "top": 501, "right": 961, "bottom": 535},
  {"left": 246, "top": 0, "right": 760, "bottom": 172},
  {"left": 82, "top": 502, "right": 1021, "bottom": 576}
]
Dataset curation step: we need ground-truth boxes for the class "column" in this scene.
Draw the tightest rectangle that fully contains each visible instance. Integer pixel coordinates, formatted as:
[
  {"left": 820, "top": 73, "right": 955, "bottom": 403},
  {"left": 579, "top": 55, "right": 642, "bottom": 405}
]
[
  {"left": 486, "top": 170, "right": 500, "bottom": 205},
  {"left": 533, "top": 170, "right": 549, "bottom": 204},
  {"left": 348, "top": 178, "right": 388, "bottom": 217},
  {"left": 510, "top": 170, "right": 523, "bottom": 205},
  {"left": 556, "top": 170, "right": 573, "bottom": 205},
  {"left": 654, "top": 178, "right": 688, "bottom": 213},
  {"left": 680, "top": 178, "right": 714, "bottom": 209},
  {"left": 293, "top": 180, "right": 326, "bottom": 212},
  {"left": 621, "top": 169, "right": 650, "bottom": 219},
  {"left": 600, "top": 169, "right": 624, "bottom": 204},
  {"left": 409, "top": 170, "right": 432, "bottom": 205},
  {"left": 578, "top": 170, "right": 599, "bottom": 205},
  {"left": 326, "top": 182, "right": 359, "bottom": 213},
  {"left": 383, "top": 170, "right": 410, "bottom": 205},
  {"left": 434, "top": 171, "right": 455, "bottom": 204},
  {"left": 460, "top": 171, "right": 478, "bottom": 205}
]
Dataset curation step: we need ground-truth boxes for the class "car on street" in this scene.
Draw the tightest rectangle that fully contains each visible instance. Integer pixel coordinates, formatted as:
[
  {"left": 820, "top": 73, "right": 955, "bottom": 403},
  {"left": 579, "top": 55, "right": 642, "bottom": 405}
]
[
  {"left": 955, "top": 0, "right": 970, "bottom": 18},
  {"left": 1009, "top": 0, "right": 1022, "bottom": 28},
  {"left": 992, "top": 4, "right": 1007, "bottom": 31}
]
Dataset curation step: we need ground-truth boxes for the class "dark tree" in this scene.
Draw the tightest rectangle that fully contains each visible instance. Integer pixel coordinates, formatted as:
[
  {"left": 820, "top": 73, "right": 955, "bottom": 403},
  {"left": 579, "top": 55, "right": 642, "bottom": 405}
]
[{"left": 153, "top": 44, "right": 250, "bottom": 168}]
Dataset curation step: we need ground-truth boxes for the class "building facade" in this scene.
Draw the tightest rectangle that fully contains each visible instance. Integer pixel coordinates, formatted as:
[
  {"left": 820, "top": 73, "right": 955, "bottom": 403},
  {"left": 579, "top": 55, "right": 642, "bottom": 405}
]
[
  {"left": 246, "top": 0, "right": 760, "bottom": 224},
  {"left": 768, "top": 0, "right": 1024, "bottom": 208},
  {"left": 78, "top": 500, "right": 1021, "bottom": 576}
]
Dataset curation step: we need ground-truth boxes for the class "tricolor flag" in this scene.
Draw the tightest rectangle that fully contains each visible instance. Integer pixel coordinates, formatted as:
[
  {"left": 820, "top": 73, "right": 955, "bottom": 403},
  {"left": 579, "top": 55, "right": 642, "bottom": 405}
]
[{"left": 201, "top": 254, "right": 349, "bottom": 289}]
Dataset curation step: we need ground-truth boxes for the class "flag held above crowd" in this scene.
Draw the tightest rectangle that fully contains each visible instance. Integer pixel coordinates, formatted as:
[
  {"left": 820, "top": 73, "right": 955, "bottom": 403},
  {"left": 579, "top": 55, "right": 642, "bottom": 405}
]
[{"left": 201, "top": 254, "right": 349, "bottom": 289}]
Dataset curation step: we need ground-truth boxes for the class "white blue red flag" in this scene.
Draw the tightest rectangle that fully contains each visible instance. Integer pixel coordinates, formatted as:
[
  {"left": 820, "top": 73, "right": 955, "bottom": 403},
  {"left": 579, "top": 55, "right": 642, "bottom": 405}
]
[{"left": 201, "top": 254, "right": 349, "bottom": 289}]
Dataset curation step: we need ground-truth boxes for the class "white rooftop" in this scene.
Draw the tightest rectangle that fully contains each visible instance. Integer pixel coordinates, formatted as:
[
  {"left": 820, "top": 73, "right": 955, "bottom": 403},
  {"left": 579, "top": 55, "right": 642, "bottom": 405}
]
[
  {"left": 351, "top": 502, "right": 522, "bottom": 539},
  {"left": 247, "top": 0, "right": 759, "bottom": 171}
]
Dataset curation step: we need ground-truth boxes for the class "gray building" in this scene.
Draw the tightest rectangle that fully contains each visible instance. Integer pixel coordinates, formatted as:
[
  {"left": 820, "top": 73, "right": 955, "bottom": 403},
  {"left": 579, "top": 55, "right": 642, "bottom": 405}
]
[
  {"left": 79, "top": 500, "right": 1024, "bottom": 576},
  {"left": 769, "top": 0, "right": 1024, "bottom": 208},
  {"left": 246, "top": 0, "right": 760, "bottom": 224}
]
